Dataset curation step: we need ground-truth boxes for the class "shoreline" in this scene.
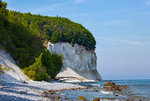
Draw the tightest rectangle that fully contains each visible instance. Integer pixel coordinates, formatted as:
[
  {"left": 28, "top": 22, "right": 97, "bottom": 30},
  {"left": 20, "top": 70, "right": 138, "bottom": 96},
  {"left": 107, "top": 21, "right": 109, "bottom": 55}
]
[
  {"left": 0, "top": 80, "right": 87, "bottom": 101},
  {"left": 1, "top": 79, "right": 150, "bottom": 101}
]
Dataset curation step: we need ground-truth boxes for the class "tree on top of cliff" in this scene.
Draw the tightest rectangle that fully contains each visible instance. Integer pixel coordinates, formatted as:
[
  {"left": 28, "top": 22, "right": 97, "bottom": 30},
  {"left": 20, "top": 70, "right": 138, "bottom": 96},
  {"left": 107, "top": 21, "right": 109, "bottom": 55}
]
[
  {"left": 0, "top": 0, "right": 8, "bottom": 16},
  {"left": 8, "top": 11, "right": 96, "bottom": 50}
]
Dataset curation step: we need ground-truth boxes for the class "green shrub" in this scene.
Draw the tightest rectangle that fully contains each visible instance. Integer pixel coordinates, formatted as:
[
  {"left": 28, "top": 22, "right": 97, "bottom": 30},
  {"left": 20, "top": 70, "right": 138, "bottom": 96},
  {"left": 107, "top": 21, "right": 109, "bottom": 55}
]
[
  {"left": 23, "top": 53, "right": 50, "bottom": 81},
  {"left": 51, "top": 53, "right": 62, "bottom": 78},
  {"left": 0, "top": 64, "right": 10, "bottom": 73},
  {"left": 34, "top": 72, "right": 50, "bottom": 81},
  {"left": 3, "top": 67, "right": 10, "bottom": 71},
  {"left": 41, "top": 50, "right": 63, "bottom": 79},
  {"left": 0, "top": 64, "right": 4, "bottom": 74},
  {"left": 24, "top": 50, "right": 63, "bottom": 81}
]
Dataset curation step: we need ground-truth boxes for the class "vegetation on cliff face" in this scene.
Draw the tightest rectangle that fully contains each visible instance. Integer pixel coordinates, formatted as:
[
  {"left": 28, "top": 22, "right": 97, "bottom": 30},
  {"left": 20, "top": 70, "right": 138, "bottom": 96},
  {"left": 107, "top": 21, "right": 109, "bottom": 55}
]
[{"left": 0, "top": 0, "right": 96, "bottom": 81}]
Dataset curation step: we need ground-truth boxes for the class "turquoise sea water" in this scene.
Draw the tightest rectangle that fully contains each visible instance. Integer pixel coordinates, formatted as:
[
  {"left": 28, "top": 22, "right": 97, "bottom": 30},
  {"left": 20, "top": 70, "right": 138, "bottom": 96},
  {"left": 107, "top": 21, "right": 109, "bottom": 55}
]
[{"left": 60, "top": 79, "right": 150, "bottom": 101}]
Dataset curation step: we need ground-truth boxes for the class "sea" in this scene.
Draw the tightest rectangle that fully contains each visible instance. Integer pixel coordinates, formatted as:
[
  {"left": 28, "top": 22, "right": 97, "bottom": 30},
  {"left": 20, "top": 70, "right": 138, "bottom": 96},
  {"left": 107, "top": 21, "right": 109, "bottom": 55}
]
[{"left": 60, "top": 79, "right": 150, "bottom": 101}]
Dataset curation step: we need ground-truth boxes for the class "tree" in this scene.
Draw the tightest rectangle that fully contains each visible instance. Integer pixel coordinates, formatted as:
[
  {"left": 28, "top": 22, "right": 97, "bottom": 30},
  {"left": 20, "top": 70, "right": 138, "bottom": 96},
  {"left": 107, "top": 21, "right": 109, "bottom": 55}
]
[
  {"left": 24, "top": 53, "right": 50, "bottom": 81},
  {"left": 0, "top": 0, "right": 8, "bottom": 16}
]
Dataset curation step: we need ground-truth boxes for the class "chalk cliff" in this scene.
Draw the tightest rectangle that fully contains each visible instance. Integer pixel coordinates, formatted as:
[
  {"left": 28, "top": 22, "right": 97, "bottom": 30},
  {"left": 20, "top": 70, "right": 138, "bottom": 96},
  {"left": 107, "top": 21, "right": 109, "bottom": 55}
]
[
  {"left": 47, "top": 42, "right": 102, "bottom": 82},
  {"left": 0, "top": 49, "right": 29, "bottom": 83}
]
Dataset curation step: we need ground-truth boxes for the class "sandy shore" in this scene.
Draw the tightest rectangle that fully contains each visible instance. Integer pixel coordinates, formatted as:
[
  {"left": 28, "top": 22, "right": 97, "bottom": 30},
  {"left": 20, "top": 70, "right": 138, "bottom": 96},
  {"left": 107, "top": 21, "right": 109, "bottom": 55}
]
[{"left": 0, "top": 80, "right": 86, "bottom": 101}]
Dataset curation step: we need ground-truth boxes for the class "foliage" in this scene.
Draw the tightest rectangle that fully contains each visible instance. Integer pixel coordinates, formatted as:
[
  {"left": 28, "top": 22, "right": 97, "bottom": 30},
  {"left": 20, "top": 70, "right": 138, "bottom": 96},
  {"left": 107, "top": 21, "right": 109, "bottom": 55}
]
[
  {"left": 41, "top": 50, "right": 62, "bottom": 79},
  {"left": 3, "top": 67, "right": 10, "bottom": 71},
  {"left": 51, "top": 53, "right": 62, "bottom": 78},
  {"left": 0, "top": 64, "right": 9, "bottom": 73},
  {"left": 24, "top": 51, "right": 63, "bottom": 81},
  {"left": 0, "top": 0, "right": 43, "bottom": 68},
  {"left": 8, "top": 11, "right": 96, "bottom": 50},
  {"left": 0, "top": 64, "right": 3, "bottom": 74},
  {"left": 0, "top": 0, "right": 8, "bottom": 16},
  {"left": 23, "top": 53, "right": 50, "bottom": 81}
]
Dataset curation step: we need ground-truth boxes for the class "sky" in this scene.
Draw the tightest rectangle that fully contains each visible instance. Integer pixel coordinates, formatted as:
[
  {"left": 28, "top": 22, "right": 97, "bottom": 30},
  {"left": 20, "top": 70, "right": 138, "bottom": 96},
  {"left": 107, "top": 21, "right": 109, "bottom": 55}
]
[{"left": 3, "top": 0, "right": 150, "bottom": 80}]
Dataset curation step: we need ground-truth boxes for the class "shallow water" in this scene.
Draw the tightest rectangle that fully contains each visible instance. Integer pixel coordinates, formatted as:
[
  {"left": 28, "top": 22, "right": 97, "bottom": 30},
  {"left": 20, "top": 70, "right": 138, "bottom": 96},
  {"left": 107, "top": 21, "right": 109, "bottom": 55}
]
[{"left": 60, "top": 79, "right": 150, "bottom": 101}]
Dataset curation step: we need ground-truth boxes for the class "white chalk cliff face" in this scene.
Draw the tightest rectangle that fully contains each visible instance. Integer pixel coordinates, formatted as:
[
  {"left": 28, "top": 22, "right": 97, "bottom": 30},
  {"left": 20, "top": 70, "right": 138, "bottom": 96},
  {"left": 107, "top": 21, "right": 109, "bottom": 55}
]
[
  {"left": 47, "top": 42, "right": 102, "bottom": 82},
  {"left": 0, "top": 49, "right": 29, "bottom": 83}
]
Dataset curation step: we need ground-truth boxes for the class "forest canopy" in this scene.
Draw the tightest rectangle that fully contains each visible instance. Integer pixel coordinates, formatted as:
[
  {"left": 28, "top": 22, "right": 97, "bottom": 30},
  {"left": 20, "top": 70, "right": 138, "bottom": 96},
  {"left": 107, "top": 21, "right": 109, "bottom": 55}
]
[{"left": 8, "top": 11, "right": 96, "bottom": 50}]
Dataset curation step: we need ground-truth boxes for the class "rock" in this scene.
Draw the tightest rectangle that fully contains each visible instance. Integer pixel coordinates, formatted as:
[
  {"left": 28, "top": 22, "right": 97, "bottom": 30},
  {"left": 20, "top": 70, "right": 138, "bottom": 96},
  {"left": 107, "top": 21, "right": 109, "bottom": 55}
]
[
  {"left": 113, "top": 86, "right": 122, "bottom": 91},
  {"left": 42, "top": 90, "right": 57, "bottom": 98},
  {"left": 19, "top": 91, "right": 24, "bottom": 94},
  {"left": 103, "top": 82, "right": 128, "bottom": 91},
  {"left": 55, "top": 96, "right": 60, "bottom": 100},
  {"left": 47, "top": 42, "right": 102, "bottom": 82},
  {"left": 21, "top": 80, "right": 28, "bottom": 84},
  {"left": 77, "top": 96, "right": 86, "bottom": 101},
  {"left": 92, "top": 89, "right": 99, "bottom": 92},
  {"left": 106, "top": 98, "right": 116, "bottom": 100},
  {"left": 103, "top": 85, "right": 124, "bottom": 91},
  {"left": 103, "top": 87, "right": 113, "bottom": 91},
  {"left": 104, "top": 82, "right": 115, "bottom": 86},
  {"left": 93, "top": 98, "right": 100, "bottom": 101},
  {"left": 122, "top": 85, "right": 127, "bottom": 88},
  {"left": 126, "top": 99, "right": 135, "bottom": 101}
]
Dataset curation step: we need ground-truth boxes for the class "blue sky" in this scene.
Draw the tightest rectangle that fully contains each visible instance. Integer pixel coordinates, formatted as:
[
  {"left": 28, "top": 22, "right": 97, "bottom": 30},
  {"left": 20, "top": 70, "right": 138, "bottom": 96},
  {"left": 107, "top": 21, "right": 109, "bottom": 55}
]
[{"left": 3, "top": 0, "right": 150, "bottom": 80}]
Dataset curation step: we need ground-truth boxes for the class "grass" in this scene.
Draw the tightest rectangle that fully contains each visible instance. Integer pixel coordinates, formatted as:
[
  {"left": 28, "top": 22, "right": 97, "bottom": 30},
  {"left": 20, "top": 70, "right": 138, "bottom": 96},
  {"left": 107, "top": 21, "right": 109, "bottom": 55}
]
[{"left": 0, "top": 64, "right": 10, "bottom": 74}]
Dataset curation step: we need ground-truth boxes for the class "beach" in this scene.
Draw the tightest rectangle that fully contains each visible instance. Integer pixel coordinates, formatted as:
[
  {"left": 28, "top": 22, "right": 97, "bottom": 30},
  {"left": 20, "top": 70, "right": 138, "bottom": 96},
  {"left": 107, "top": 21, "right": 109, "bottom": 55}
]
[{"left": 0, "top": 80, "right": 85, "bottom": 101}]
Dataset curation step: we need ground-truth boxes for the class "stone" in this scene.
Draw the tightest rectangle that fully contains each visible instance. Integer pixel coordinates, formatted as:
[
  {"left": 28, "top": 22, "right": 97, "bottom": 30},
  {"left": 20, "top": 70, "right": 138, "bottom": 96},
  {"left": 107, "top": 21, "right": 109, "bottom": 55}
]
[
  {"left": 21, "top": 80, "right": 28, "bottom": 84},
  {"left": 103, "top": 87, "right": 113, "bottom": 91},
  {"left": 55, "top": 96, "right": 60, "bottom": 100},
  {"left": 122, "top": 85, "right": 127, "bottom": 88},
  {"left": 77, "top": 96, "right": 86, "bottom": 101},
  {"left": 92, "top": 89, "right": 99, "bottom": 92},
  {"left": 113, "top": 86, "right": 122, "bottom": 91},
  {"left": 93, "top": 98, "right": 100, "bottom": 101},
  {"left": 104, "top": 82, "right": 115, "bottom": 86}
]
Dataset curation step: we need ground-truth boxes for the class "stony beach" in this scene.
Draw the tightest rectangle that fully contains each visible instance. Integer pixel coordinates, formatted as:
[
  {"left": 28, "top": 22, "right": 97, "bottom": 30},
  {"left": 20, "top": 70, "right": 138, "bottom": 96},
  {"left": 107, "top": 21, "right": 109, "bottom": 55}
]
[{"left": 0, "top": 80, "right": 86, "bottom": 101}]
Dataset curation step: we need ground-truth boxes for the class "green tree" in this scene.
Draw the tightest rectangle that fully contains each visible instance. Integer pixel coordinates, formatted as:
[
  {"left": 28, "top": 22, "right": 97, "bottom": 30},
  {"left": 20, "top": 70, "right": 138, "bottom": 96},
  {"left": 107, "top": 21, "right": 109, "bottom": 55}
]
[
  {"left": 0, "top": 0, "right": 8, "bottom": 16},
  {"left": 24, "top": 53, "right": 50, "bottom": 81}
]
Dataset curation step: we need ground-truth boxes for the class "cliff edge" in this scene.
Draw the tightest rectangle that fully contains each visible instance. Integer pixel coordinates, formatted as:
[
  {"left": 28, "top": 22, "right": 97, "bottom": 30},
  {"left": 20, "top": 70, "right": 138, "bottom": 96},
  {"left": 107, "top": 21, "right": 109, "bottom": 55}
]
[{"left": 47, "top": 42, "right": 102, "bottom": 82}]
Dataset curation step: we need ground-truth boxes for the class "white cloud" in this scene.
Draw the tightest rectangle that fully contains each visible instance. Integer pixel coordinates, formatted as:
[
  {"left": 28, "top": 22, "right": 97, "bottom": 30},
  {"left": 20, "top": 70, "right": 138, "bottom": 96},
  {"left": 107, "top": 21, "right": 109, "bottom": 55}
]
[
  {"left": 145, "top": 0, "right": 150, "bottom": 6},
  {"left": 73, "top": 0, "right": 87, "bottom": 4}
]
